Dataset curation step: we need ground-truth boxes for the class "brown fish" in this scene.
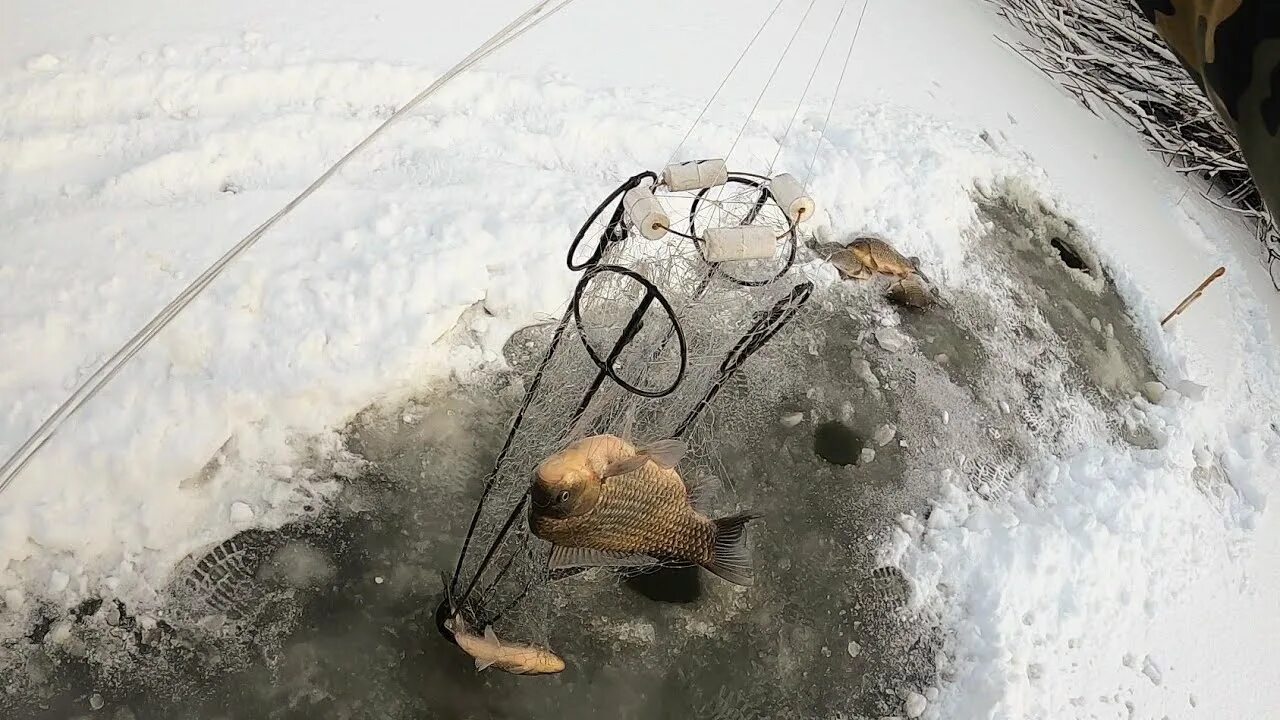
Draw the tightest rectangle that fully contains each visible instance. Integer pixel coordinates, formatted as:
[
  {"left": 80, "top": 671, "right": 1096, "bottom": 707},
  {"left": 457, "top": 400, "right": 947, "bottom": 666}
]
[
  {"left": 826, "top": 248, "right": 874, "bottom": 280},
  {"left": 844, "top": 237, "right": 921, "bottom": 279},
  {"left": 886, "top": 273, "right": 936, "bottom": 309},
  {"left": 444, "top": 613, "right": 566, "bottom": 675},
  {"left": 810, "top": 239, "right": 872, "bottom": 280},
  {"left": 529, "top": 435, "right": 759, "bottom": 586},
  {"left": 531, "top": 433, "right": 683, "bottom": 492}
]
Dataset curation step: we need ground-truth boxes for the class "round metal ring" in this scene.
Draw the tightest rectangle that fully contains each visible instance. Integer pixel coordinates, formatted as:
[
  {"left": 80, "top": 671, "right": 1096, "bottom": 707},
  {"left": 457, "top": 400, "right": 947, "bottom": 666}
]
[{"left": 571, "top": 265, "right": 687, "bottom": 398}]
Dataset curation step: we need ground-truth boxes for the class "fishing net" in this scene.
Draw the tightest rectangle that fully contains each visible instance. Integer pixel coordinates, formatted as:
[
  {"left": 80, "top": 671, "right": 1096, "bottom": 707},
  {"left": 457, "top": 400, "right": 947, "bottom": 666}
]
[{"left": 442, "top": 169, "right": 818, "bottom": 645}]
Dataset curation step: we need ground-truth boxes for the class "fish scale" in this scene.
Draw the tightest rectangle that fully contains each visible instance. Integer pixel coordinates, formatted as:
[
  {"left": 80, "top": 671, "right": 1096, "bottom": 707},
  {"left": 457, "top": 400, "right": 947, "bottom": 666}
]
[
  {"left": 533, "top": 463, "right": 716, "bottom": 564},
  {"left": 530, "top": 434, "right": 758, "bottom": 585}
]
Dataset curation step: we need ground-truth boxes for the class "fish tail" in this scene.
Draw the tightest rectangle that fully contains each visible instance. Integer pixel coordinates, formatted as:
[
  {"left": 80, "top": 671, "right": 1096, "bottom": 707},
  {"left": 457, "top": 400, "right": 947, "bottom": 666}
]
[{"left": 703, "top": 512, "right": 762, "bottom": 587}]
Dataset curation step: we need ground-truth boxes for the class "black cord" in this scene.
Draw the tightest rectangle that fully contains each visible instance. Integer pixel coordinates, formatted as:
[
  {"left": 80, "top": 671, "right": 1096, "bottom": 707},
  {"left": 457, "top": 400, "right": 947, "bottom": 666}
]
[
  {"left": 443, "top": 169, "right": 805, "bottom": 633},
  {"left": 567, "top": 171, "right": 657, "bottom": 271}
]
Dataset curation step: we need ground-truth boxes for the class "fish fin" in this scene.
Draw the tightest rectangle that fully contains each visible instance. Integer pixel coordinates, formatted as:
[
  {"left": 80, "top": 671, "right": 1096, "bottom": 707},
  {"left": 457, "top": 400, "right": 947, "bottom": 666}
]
[
  {"left": 548, "top": 544, "right": 656, "bottom": 570},
  {"left": 601, "top": 455, "right": 650, "bottom": 478},
  {"left": 702, "top": 512, "right": 763, "bottom": 587},
  {"left": 603, "top": 439, "right": 687, "bottom": 477},
  {"left": 483, "top": 625, "right": 500, "bottom": 646},
  {"left": 475, "top": 658, "right": 496, "bottom": 672},
  {"left": 636, "top": 439, "right": 686, "bottom": 469}
]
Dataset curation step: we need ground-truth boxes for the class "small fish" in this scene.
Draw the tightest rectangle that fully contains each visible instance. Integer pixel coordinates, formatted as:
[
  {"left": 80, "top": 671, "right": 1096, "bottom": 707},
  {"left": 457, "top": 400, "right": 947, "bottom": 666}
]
[
  {"left": 827, "top": 248, "right": 874, "bottom": 280},
  {"left": 809, "top": 238, "right": 872, "bottom": 280},
  {"left": 886, "top": 273, "right": 936, "bottom": 309},
  {"left": 843, "top": 237, "right": 921, "bottom": 279},
  {"left": 444, "top": 613, "right": 566, "bottom": 675},
  {"left": 529, "top": 435, "right": 759, "bottom": 586},
  {"left": 811, "top": 236, "right": 924, "bottom": 282}
]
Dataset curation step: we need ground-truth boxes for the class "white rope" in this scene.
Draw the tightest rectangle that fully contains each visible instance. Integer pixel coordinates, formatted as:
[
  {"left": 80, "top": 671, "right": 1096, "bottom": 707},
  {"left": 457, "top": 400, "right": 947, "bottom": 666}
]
[
  {"left": 722, "top": 0, "right": 819, "bottom": 165},
  {"left": 767, "top": 0, "right": 853, "bottom": 174},
  {"left": 665, "top": 0, "right": 788, "bottom": 166},
  {"left": 0, "top": 0, "right": 578, "bottom": 498},
  {"left": 804, "top": 0, "right": 870, "bottom": 188}
]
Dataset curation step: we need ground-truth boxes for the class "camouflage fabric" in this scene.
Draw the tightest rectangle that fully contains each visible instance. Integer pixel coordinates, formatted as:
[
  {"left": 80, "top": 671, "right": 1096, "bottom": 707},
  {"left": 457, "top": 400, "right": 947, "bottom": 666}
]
[{"left": 1136, "top": 0, "right": 1280, "bottom": 218}]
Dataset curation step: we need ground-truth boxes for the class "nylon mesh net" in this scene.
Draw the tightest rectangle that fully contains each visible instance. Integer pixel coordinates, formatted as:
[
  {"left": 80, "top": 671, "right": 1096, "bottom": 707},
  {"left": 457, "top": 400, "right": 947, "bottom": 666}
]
[{"left": 447, "top": 171, "right": 819, "bottom": 644}]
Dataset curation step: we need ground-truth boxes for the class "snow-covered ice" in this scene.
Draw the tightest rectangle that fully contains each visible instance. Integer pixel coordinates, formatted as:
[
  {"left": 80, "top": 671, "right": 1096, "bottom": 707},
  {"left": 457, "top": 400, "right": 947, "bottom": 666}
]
[{"left": 1, "top": 0, "right": 1279, "bottom": 716}]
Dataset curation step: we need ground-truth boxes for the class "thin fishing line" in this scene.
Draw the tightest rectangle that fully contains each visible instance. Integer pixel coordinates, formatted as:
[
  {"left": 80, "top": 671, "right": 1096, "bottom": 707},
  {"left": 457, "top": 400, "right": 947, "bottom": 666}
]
[
  {"left": 666, "top": 0, "right": 787, "bottom": 166},
  {"left": 0, "top": 0, "right": 578, "bottom": 498},
  {"left": 804, "top": 0, "right": 870, "bottom": 188},
  {"left": 767, "top": 0, "right": 853, "bottom": 173},
  {"left": 722, "top": 0, "right": 819, "bottom": 166}
]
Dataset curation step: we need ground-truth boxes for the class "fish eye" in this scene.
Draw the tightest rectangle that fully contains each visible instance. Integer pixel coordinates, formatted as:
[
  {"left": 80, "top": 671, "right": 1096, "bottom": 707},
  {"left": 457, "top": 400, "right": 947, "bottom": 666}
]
[{"left": 557, "top": 490, "right": 570, "bottom": 503}]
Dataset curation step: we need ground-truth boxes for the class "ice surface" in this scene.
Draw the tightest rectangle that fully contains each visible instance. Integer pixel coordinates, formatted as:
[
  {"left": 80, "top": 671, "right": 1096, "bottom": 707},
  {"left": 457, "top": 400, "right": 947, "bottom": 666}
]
[{"left": 0, "top": 0, "right": 1278, "bottom": 716}]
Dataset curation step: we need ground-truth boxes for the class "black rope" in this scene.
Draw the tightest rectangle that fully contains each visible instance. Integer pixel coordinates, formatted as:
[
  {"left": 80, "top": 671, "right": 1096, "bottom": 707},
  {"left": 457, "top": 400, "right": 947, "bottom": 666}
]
[
  {"left": 443, "top": 265, "right": 687, "bottom": 632},
  {"left": 453, "top": 494, "right": 529, "bottom": 612},
  {"left": 446, "top": 306, "right": 572, "bottom": 600},
  {"left": 441, "top": 170, "right": 805, "bottom": 636},
  {"left": 673, "top": 281, "right": 814, "bottom": 438},
  {"left": 448, "top": 173, "right": 662, "bottom": 605},
  {"left": 567, "top": 171, "right": 657, "bottom": 271}
]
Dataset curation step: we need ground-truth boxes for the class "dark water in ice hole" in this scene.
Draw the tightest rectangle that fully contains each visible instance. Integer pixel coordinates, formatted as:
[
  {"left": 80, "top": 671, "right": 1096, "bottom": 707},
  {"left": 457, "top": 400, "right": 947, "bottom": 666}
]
[{"left": 0, "top": 192, "right": 1160, "bottom": 720}]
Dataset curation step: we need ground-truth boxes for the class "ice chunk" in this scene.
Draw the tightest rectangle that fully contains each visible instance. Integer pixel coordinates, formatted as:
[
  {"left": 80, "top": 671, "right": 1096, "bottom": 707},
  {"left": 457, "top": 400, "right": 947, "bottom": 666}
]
[
  {"left": 1141, "top": 381, "right": 1166, "bottom": 404},
  {"left": 90, "top": 693, "right": 104, "bottom": 710},
  {"left": 847, "top": 640, "right": 861, "bottom": 658},
  {"left": 860, "top": 448, "right": 876, "bottom": 465},
  {"left": 904, "top": 691, "right": 928, "bottom": 717},
  {"left": 1174, "top": 379, "right": 1207, "bottom": 401},
  {"left": 47, "top": 620, "right": 73, "bottom": 644},
  {"left": 229, "top": 501, "right": 255, "bottom": 524},
  {"left": 874, "top": 327, "right": 911, "bottom": 353},
  {"left": 780, "top": 412, "right": 805, "bottom": 427},
  {"left": 853, "top": 358, "right": 881, "bottom": 388},
  {"left": 874, "top": 424, "right": 897, "bottom": 447},
  {"left": 48, "top": 570, "right": 69, "bottom": 593}
]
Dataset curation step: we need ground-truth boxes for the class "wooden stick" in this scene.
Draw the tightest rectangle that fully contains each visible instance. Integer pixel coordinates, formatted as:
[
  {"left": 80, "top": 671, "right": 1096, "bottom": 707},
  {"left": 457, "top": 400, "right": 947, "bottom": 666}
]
[{"left": 1161, "top": 266, "right": 1226, "bottom": 326}]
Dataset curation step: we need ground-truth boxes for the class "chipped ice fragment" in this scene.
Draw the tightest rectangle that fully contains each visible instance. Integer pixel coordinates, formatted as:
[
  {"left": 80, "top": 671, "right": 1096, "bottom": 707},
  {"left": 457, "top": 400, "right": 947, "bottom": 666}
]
[
  {"left": 874, "top": 327, "right": 911, "bottom": 353},
  {"left": 229, "top": 502, "right": 254, "bottom": 524},
  {"left": 904, "top": 691, "right": 927, "bottom": 718},
  {"left": 1141, "top": 381, "right": 1166, "bottom": 404},
  {"left": 874, "top": 424, "right": 897, "bottom": 447}
]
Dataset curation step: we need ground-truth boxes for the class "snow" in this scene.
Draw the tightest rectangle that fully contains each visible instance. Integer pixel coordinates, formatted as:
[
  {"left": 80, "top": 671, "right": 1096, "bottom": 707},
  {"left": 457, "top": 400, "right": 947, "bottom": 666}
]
[{"left": 1, "top": 0, "right": 1280, "bottom": 715}]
